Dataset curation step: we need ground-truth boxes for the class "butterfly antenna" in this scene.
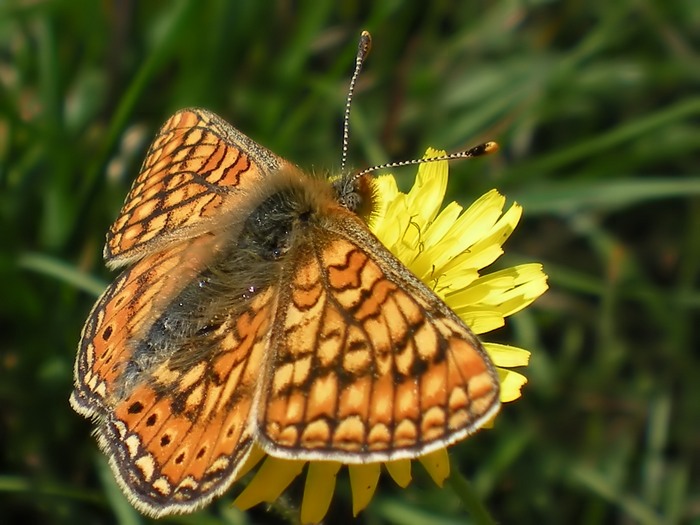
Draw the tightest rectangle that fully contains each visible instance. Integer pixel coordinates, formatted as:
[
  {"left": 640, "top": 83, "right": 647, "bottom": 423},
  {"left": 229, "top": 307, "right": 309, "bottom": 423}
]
[
  {"left": 355, "top": 141, "right": 500, "bottom": 178},
  {"left": 341, "top": 30, "right": 372, "bottom": 172}
]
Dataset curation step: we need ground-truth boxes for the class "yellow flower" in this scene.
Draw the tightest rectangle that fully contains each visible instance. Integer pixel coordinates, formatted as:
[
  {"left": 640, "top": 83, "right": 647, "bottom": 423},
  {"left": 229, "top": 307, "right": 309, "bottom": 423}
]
[{"left": 232, "top": 148, "right": 548, "bottom": 523}]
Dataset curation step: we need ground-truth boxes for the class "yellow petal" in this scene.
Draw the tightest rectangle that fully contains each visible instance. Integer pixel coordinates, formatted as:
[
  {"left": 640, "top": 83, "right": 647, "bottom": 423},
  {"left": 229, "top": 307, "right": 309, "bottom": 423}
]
[
  {"left": 370, "top": 174, "right": 399, "bottom": 230},
  {"left": 410, "top": 202, "right": 465, "bottom": 280},
  {"left": 448, "top": 263, "right": 548, "bottom": 317},
  {"left": 418, "top": 448, "right": 450, "bottom": 486},
  {"left": 301, "top": 462, "right": 342, "bottom": 524},
  {"left": 439, "top": 202, "right": 521, "bottom": 273},
  {"left": 498, "top": 368, "right": 529, "bottom": 402},
  {"left": 441, "top": 190, "right": 506, "bottom": 251},
  {"left": 348, "top": 463, "right": 381, "bottom": 516},
  {"left": 434, "top": 267, "right": 480, "bottom": 294},
  {"left": 384, "top": 459, "right": 412, "bottom": 487},
  {"left": 405, "top": 149, "right": 448, "bottom": 229},
  {"left": 453, "top": 308, "right": 505, "bottom": 334},
  {"left": 233, "top": 457, "right": 304, "bottom": 510},
  {"left": 484, "top": 343, "right": 531, "bottom": 368},
  {"left": 423, "top": 201, "right": 464, "bottom": 247}
]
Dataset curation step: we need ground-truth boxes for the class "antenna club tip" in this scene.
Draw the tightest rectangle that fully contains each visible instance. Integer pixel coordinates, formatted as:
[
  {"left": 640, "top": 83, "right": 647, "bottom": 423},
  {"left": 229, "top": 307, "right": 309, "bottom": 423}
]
[
  {"left": 359, "top": 31, "right": 372, "bottom": 56},
  {"left": 484, "top": 141, "right": 499, "bottom": 154}
]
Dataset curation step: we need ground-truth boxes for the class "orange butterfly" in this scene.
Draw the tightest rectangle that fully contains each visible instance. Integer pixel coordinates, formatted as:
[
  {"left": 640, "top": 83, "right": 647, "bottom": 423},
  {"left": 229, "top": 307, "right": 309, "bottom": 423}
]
[{"left": 71, "top": 33, "right": 500, "bottom": 517}]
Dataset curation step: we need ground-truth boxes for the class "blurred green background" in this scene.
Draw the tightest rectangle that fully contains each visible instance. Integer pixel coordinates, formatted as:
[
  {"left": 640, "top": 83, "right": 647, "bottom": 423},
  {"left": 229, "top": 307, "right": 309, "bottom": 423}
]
[{"left": 1, "top": 1, "right": 698, "bottom": 524}]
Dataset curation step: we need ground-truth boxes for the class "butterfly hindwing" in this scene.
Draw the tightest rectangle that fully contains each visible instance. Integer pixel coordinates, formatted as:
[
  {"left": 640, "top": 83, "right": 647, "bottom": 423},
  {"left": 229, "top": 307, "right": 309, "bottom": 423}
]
[{"left": 93, "top": 287, "right": 275, "bottom": 517}]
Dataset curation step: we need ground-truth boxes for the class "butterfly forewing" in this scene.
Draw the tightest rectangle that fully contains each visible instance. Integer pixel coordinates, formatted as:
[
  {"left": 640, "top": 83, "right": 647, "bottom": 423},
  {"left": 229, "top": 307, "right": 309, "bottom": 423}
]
[
  {"left": 105, "top": 109, "right": 287, "bottom": 268},
  {"left": 257, "top": 212, "right": 500, "bottom": 461},
  {"left": 71, "top": 234, "right": 222, "bottom": 417}
]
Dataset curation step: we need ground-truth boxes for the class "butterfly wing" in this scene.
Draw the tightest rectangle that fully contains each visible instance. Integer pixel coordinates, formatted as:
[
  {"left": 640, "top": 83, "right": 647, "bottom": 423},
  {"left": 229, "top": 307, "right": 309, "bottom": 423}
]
[
  {"left": 93, "top": 288, "right": 275, "bottom": 517},
  {"left": 72, "top": 230, "right": 277, "bottom": 515},
  {"left": 105, "top": 108, "right": 288, "bottom": 268},
  {"left": 257, "top": 215, "right": 500, "bottom": 461},
  {"left": 71, "top": 234, "right": 220, "bottom": 417}
]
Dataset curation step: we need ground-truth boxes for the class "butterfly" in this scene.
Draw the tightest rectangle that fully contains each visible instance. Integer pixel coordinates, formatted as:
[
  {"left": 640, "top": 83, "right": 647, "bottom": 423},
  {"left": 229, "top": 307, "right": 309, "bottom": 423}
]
[{"left": 70, "top": 33, "right": 501, "bottom": 518}]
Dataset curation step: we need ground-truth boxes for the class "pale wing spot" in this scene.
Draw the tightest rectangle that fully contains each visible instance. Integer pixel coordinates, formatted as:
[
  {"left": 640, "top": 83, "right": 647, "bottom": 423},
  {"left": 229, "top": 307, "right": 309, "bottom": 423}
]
[
  {"left": 185, "top": 383, "right": 205, "bottom": 412},
  {"left": 135, "top": 454, "right": 156, "bottom": 481},
  {"left": 342, "top": 347, "right": 371, "bottom": 374},
  {"left": 421, "top": 406, "right": 447, "bottom": 440},
  {"left": 428, "top": 316, "right": 451, "bottom": 339},
  {"left": 367, "top": 423, "right": 391, "bottom": 450},
  {"left": 320, "top": 323, "right": 356, "bottom": 367},
  {"left": 86, "top": 373, "right": 99, "bottom": 391},
  {"left": 285, "top": 297, "right": 323, "bottom": 331},
  {"left": 333, "top": 416, "right": 366, "bottom": 446},
  {"left": 421, "top": 363, "right": 449, "bottom": 406},
  {"left": 307, "top": 373, "right": 338, "bottom": 421},
  {"left": 374, "top": 350, "right": 393, "bottom": 376},
  {"left": 382, "top": 295, "right": 407, "bottom": 339},
  {"left": 369, "top": 375, "right": 394, "bottom": 423},
  {"left": 276, "top": 425, "right": 299, "bottom": 447},
  {"left": 394, "top": 339, "right": 416, "bottom": 376},
  {"left": 469, "top": 372, "right": 496, "bottom": 401},
  {"left": 292, "top": 355, "right": 312, "bottom": 386},
  {"left": 185, "top": 129, "right": 204, "bottom": 149},
  {"left": 200, "top": 384, "right": 223, "bottom": 420},
  {"left": 285, "top": 392, "right": 306, "bottom": 422},
  {"left": 125, "top": 435, "right": 141, "bottom": 458},
  {"left": 112, "top": 420, "right": 128, "bottom": 439},
  {"left": 357, "top": 253, "right": 382, "bottom": 286},
  {"left": 211, "top": 334, "right": 241, "bottom": 376},
  {"left": 273, "top": 363, "right": 294, "bottom": 394},
  {"left": 301, "top": 419, "right": 331, "bottom": 448},
  {"left": 95, "top": 381, "right": 106, "bottom": 398},
  {"left": 141, "top": 184, "right": 161, "bottom": 202},
  {"left": 321, "top": 239, "right": 351, "bottom": 266},
  {"left": 154, "top": 367, "right": 180, "bottom": 387},
  {"left": 394, "top": 419, "right": 418, "bottom": 447},
  {"left": 152, "top": 477, "right": 171, "bottom": 496},
  {"left": 449, "top": 387, "right": 468, "bottom": 411},
  {"left": 395, "top": 380, "right": 420, "bottom": 420},
  {"left": 167, "top": 173, "right": 188, "bottom": 188},
  {"left": 362, "top": 316, "right": 392, "bottom": 354},
  {"left": 449, "top": 410, "right": 469, "bottom": 431},
  {"left": 139, "top": 224, "right": 162, "bottom": 244},
  {"left": 470, "top": 393, "right": 497, "bottom": 418},
  {"left": 208, "top": 456, "right": 230, "bottom": 473},
  {"left": 132, "top": 199, "right": 158, "bottom": 222},
  {"left": 123, "top": 225, "right": 142, "bottom": 242},
  {"left": 199, "top": 478, "right": 218, "bottom": 493},
  {"left": 335, "top": 286, "right": 363, "bottom": 310},
  {"left": 177, "top": 476, "right": 198, "bottom": 491},
  {"left": 393, "top": 293, "right": 423, "bottom": 328},
  {"left": 318, "top": 336, "right": 344, "bottom": 369},
  {"left": 318, "top": 308, "right": 345, "bottom": 358},
  {"left": 414, "top": 322, "right": 439, "bottom": 361},
  {"left": 337, "top": 377, "right": 371, "bottom": 418}
]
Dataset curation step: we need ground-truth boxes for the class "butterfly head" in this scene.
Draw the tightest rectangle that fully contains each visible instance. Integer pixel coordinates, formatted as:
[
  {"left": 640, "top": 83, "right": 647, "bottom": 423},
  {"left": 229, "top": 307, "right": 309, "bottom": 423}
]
[{"left": 332, "top": 172, "right": 376, "bottom": 222}]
